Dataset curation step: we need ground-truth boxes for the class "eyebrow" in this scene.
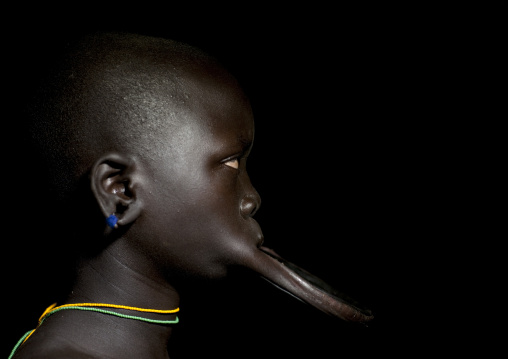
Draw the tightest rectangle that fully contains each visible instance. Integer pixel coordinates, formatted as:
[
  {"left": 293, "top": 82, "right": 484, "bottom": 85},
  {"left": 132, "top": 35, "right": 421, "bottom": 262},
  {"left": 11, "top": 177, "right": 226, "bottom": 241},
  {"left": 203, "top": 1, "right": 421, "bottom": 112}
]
[
  {"left": 238, "top": 136, "right": 253, "bottom": 152},
  {"left": 237, "top": 133, "right": 252, "bottom": 146}
]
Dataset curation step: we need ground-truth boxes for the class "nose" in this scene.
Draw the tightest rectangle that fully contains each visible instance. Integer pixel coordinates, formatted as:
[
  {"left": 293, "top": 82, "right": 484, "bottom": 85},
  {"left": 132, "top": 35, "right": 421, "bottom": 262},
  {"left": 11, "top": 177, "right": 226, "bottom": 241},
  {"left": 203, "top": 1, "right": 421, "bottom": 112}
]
[{"left": 240, "top": 187, "right": 261, "bottom": 218}]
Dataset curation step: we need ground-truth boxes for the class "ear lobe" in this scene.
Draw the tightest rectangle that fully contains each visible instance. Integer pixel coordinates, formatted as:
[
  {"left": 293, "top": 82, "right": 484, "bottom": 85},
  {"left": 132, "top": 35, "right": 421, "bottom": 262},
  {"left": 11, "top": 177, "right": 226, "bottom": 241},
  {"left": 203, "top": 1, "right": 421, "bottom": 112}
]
[{"left": 90, "top": 153, "right": 143, "bottom": 228}]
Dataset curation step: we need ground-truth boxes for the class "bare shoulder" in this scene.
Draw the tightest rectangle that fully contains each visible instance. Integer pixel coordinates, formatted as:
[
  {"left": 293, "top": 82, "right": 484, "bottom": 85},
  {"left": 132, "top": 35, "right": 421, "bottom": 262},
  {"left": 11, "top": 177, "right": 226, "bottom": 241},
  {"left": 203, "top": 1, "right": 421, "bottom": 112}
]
[
  {"left": 12, "top": 347, "right": 111, "bottom": 359},
  {"left": 13, "top": 350, "right": 101, "bottom": 359},
  {"left": 11, "top": 336, "right": 110, "bottom": 359}
]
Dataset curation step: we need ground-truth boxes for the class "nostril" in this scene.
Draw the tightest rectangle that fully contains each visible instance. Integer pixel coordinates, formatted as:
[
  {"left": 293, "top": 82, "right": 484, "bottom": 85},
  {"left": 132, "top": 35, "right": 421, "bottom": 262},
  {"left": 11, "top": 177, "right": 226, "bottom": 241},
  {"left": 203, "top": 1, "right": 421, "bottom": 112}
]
[{"left": 240, "top": 196, "right": 260, "bottom": 218}]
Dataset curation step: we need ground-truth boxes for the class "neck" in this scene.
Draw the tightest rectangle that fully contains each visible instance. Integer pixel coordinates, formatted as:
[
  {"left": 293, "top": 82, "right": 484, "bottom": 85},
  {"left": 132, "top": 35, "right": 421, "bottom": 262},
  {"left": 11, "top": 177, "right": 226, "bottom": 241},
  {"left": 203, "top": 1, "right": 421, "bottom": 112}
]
[
  {"left": 55, "top": 246, "right": 180, "bottom": 358},
  {"left": 68, "top": 246, "right": 180, "bottom": 309}
]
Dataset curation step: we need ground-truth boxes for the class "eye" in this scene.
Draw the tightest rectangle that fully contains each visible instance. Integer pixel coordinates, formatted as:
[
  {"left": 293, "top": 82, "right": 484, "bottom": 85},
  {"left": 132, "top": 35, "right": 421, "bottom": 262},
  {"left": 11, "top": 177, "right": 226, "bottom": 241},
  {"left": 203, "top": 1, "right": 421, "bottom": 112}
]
[{"left": 224, "top": 158, "right": 239, "bottom": 169}]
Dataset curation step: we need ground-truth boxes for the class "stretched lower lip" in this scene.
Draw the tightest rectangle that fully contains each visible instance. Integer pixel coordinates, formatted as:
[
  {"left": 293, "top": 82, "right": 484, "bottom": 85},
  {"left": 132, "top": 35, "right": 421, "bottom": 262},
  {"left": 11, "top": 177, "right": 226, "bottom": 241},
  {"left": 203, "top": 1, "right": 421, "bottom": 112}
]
[{"left": 247, "top": 246, "right": 374, "bottom": 323}]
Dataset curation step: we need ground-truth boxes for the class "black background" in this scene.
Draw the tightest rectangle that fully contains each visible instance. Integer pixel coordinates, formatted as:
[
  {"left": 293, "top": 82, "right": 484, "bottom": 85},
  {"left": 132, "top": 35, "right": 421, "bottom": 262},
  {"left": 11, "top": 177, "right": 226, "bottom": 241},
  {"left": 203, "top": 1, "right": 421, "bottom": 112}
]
[{"left": 3, "top": 3, "right": 492, "bottom": 358}]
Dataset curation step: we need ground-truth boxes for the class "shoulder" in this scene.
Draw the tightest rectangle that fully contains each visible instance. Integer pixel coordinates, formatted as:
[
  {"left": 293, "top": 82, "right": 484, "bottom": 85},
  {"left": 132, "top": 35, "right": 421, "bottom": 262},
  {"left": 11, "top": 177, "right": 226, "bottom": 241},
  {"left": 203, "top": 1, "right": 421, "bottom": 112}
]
[
  {"left": 13, "top": 351, "right": 100, "bottom": 359},
  {"left": 11, "top": 337, "right": 108, "bottom": 359},
  {"left": 13, "top": 348, "right": 108, "bottom": 359}
]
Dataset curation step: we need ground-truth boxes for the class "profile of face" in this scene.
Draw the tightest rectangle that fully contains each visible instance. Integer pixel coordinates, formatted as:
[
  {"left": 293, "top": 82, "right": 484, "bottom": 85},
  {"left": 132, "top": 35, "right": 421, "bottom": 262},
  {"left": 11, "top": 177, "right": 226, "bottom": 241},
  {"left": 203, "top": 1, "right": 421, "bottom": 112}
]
[
  {"left": 134, "top": 64, "right": 263, "bottom": 281},
  {"left": 126, "top": 61, "right": 372, "bottom": 322}
]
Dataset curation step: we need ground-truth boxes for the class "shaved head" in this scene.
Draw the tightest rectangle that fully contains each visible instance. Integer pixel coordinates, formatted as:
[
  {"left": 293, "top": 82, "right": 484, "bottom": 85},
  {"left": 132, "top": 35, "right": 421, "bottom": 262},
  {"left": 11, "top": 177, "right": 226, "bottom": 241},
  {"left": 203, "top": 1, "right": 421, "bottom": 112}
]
[{"left": 28, "top": 31, "right": 243, "bottom": 199}]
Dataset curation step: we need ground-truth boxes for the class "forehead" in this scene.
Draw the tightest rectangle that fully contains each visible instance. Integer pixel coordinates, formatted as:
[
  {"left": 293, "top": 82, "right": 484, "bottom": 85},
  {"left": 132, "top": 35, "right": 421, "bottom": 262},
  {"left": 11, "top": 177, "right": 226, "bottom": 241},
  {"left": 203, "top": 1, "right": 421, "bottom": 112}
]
[
  {"left": 178, "top": 65, "right": 255, "bottom": 142},
  {"left": 137, "top": 63, "right": 254, "bottom": 169}
]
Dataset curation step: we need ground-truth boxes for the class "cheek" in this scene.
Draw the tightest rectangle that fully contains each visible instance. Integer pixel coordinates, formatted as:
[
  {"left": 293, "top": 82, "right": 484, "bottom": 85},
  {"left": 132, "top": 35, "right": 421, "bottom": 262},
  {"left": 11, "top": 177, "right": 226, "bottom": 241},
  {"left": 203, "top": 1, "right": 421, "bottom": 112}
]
[
  {"left": 180, "top": 182, "right": 243, "bottom": 240},
  {"left": 140, "top": 165, "right": 255, "bottom": 278},
  {"left": 155, "top": 184, "right": 241, "bottom": 253}
]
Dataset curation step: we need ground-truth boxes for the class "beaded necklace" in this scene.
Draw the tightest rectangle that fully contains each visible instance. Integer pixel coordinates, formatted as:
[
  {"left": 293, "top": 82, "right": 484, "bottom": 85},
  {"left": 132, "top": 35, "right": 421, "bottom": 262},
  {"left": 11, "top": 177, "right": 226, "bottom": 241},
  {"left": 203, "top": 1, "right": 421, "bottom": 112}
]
[{"left": 8, "top": 302, "right": 179, "bottom": 359}]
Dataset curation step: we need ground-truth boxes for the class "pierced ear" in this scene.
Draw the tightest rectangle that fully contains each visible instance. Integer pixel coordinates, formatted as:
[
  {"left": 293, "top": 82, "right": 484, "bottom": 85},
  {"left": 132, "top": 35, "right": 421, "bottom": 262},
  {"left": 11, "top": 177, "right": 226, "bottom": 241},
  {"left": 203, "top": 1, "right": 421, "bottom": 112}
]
[{"left": 90, "top": 153, "right": 143, "bottom": 228}]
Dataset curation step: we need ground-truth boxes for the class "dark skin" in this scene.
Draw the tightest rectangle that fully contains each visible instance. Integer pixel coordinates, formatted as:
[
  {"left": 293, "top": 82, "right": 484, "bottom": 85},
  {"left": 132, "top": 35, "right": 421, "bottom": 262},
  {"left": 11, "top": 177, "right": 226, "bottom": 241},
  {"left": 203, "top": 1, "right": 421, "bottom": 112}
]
[{"left": 11, "top": 32, "right": 372, "bottom": 359}]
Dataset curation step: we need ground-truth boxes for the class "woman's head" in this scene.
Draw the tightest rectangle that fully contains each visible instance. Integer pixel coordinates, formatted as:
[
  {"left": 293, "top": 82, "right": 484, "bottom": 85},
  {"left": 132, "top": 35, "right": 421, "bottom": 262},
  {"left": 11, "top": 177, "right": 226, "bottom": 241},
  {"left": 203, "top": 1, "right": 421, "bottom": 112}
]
[{"left": 28, "top": 31, "right": 262, "bottom": 283}]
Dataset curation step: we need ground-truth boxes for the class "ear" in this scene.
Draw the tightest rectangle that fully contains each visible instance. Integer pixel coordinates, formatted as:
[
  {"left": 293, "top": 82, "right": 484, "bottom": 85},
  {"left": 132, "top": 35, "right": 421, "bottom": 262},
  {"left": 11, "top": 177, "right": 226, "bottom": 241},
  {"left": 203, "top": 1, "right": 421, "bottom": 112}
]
[{"left": 90, "top": 153, "right": 143, "bottom": 228}]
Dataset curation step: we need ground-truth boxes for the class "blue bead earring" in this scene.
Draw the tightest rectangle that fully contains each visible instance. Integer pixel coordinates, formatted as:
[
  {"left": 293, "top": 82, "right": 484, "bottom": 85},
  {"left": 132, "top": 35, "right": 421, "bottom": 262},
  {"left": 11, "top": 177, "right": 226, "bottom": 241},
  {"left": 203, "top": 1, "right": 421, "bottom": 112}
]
[{"left": 106, "top": 214, "right": 118, "bottom": 229}]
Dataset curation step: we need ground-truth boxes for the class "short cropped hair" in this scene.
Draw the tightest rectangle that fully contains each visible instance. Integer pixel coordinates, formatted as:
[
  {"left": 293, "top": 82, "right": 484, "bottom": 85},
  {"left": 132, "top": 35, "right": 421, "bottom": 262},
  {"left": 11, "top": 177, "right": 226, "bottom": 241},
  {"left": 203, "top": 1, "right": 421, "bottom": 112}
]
[{"left": 27, "top": 31, "right": 221, "bottom": 200}]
